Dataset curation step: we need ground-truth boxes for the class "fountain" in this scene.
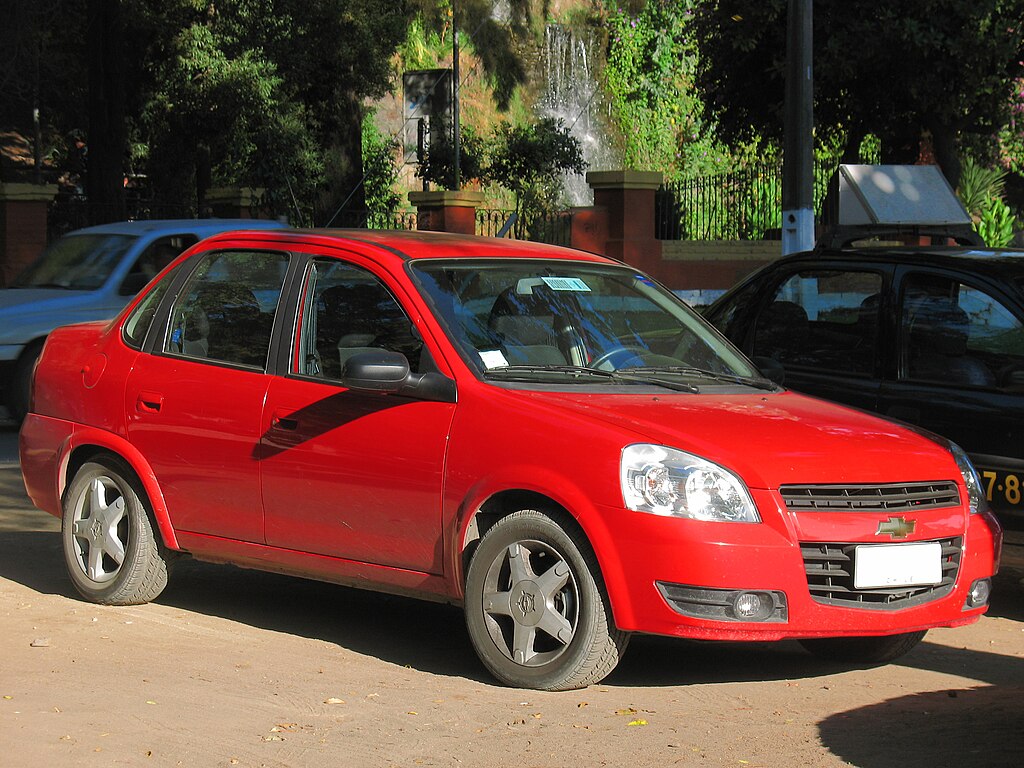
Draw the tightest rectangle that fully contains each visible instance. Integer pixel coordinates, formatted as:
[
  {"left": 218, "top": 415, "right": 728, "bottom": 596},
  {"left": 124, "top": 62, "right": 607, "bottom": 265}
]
[{"left": 534, "top": 23, "right": 621, "bottom": 206}]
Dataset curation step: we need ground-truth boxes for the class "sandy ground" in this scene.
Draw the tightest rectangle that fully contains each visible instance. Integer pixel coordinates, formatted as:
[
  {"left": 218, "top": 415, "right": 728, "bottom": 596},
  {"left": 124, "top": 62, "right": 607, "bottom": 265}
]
[{"left": 2, "top": 427, "right": 1023, "bottom": 768}]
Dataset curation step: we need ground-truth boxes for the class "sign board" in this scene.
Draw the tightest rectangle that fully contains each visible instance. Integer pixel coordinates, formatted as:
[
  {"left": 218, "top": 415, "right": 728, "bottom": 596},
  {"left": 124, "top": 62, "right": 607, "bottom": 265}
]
[
  {"left": 837, "top": 164, "right": 972, "bottom": 227},
  {"left": 402, "top": 69, "right": 452, "bottom": 165}
]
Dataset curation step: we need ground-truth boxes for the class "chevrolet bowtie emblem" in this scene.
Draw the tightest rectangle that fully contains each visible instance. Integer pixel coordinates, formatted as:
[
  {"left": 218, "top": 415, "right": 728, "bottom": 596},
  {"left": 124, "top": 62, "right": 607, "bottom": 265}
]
[{"left": 876, "top": 516, "right": 916, "bottom": 539}]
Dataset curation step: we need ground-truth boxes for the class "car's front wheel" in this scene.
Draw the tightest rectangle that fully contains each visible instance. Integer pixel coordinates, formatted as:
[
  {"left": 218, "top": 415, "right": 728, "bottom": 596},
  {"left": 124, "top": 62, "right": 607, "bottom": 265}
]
[
  {"left": 464, "top": 509, "right": 629, "bottom": 690},
  {"left": 62, "top": 457, "right": 172, "bottom": 605},
  {"left": 799, "top": 630, "right": 927, "bottom": 664}
]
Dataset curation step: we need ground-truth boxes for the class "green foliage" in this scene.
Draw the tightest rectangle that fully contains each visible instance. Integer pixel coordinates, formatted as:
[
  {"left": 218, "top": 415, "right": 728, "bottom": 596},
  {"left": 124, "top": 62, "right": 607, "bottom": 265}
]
[
  {"left": 958, "top": 157, "right": 1008, "bottom": 217},
  {"left": 415, "top": 126, "right": 488, "bottom": 190},
  {"left": 692, "top": 0, "right": 1024, "bottom": 181},
  {"left": 487, "top": 117, "right": 587, "bottom": 238},
  {"left": 361, "top": 112, "right": 402, "bottom": 225},
  {"left": 977, "top": 197, "right": 1019, "bottom": 247}
]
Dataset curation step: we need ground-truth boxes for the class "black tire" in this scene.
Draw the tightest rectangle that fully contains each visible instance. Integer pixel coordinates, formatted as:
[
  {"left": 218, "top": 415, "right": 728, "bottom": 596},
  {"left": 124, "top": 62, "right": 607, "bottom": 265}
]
[
  {"left": 61, "top": 457, "right": 172, "bottom": 605},
  {"left": 9, "top": 339, "right": 44, "bottom": 421},
  {"left": 799, "top": 630, "right": 927, "bottom": 664},
  {"left": 464, "top": 509, "right": 629, "bottom": 690}
]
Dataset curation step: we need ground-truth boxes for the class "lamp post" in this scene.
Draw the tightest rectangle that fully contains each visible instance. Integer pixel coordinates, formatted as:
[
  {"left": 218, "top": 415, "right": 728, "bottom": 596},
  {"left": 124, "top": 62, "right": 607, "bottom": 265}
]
[
  {"left": 452, "top": 0, "right": 461, "bottom": 190},
  {"left": 782, "top": 0, "right": 813, "bottom": 255}
]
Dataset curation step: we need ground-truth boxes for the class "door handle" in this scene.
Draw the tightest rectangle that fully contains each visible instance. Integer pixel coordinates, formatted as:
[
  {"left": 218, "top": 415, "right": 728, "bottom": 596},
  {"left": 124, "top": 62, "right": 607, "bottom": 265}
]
[
  {"left": 271, "top": 413, "right": 299, "bottom": 431},
  {"left": 136, "top": 392, "right": 164, "bottom": 414}
]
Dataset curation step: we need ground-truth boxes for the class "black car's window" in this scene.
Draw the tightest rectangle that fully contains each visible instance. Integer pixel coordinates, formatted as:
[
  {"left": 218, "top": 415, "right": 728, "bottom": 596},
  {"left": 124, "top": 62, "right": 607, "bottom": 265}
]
[
  {"left": 122, "top": 262, "right": 186, "bottom": 350},
  {"left": 165, "top": 250, "right": 289, "bottom": 369},
  {"left": 294, "top": 258, "right": 425, "bottom": 380},
  {"left": 118, "top": 234, "right": 197, "bottom": 296},
  {"left": 704, "top": 278, "right": 762, "bottom": 340},
  {"left": 900, "top": 273, "right": 1024, "bottom": 390},
  {"left": 752, "top": 270, "right": 883, "bottom": 375}
]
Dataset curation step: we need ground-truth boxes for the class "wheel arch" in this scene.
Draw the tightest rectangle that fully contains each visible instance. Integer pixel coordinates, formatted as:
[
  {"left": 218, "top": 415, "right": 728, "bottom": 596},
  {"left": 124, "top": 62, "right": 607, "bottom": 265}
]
[
  {"left": 62, "top": 429, "right": 181, "bottom": 551},
  {"left": 452, "top": 485, "right": 634, "bottom": 629}
]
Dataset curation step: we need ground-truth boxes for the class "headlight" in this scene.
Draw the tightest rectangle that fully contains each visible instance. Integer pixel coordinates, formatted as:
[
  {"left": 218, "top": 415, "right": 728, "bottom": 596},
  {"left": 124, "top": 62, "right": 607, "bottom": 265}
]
[
  {"left": 620, "top": 444, "right": 760, "bottom": 523},
  {"left": 949, "top": 442, "right": 986, "bottom": 514}
]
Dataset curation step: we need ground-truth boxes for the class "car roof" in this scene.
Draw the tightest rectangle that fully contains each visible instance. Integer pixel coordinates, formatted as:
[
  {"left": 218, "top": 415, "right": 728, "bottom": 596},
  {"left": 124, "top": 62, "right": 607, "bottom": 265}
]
[
  {"left": 199, "top": 228, "right": 621, "bottom": 264},
  {"left": 782, "top": 245, "right": 1024, "bottom": 282},
  {"left": 64, "top": 218, "right": 287, "bottom": 237}
]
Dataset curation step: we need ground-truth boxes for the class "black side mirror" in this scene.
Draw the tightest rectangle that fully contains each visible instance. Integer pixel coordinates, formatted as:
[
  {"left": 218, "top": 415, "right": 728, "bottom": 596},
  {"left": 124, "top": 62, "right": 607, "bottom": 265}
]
[
  {"left": 341, "top": 350, "right": 410, "bottom": 393},
  {"left": 752, "top": 356, "right": 786, "bottom": 385},
  {"left": 119, "top": 273, "right": 150, "bottom": 296}
]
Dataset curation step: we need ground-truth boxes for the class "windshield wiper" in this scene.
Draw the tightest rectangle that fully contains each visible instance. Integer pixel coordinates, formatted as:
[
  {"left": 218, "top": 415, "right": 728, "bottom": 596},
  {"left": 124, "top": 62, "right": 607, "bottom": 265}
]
[
  {"left": 483, "top": 365, "right": 699, "bottom": 393},
  {"left": 640, "top": 366, "right": 778, "bottom": 391}
]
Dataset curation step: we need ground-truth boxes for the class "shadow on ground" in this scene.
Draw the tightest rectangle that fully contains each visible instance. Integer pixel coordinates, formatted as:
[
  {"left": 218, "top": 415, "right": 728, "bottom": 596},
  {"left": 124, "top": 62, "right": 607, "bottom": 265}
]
[{"left": 818, "top": 684, "right": 1023, "bottom": 768}]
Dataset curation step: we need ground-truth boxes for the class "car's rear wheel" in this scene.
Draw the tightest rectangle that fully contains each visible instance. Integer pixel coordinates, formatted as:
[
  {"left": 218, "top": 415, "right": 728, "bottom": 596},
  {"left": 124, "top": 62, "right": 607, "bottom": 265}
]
[
  {"left": 799, "top": 630, "right": 927, "bottom": 663},
  {"left": 464, "top": 509, "right": 629, "bottom": 690},
  {"left": 62, "top": 457, "right": 172, "bottom": 605}
]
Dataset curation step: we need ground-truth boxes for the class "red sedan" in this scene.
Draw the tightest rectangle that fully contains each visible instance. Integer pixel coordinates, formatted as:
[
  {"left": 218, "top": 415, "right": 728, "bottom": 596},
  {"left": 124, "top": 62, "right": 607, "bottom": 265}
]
[{"left": 20, "top": 230, "right": 1001, "bottom": 690}]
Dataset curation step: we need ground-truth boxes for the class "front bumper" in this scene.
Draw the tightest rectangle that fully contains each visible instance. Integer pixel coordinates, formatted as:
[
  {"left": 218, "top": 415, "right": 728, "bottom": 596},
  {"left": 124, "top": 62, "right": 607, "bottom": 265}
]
[{"left": 598, "top": 490, "right": 1002, "bottom": 641}]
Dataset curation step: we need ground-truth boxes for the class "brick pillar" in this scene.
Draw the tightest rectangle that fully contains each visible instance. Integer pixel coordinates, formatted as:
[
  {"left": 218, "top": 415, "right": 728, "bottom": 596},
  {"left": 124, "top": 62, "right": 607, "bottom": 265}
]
[
  {"left": 569, "top": 205, "right": 609, "bottom": 256},
  {"left": 204, "top": 187, "right": 265, "bottom": 219},
  {"left": 586, "top": 170, "right": 663, "bottom": 275},
  {"left": 408, "top": 190, "right": 484, "bottom": 235},
  {"left": 0, "top": 183, "right": 59, "bottom": 288}
]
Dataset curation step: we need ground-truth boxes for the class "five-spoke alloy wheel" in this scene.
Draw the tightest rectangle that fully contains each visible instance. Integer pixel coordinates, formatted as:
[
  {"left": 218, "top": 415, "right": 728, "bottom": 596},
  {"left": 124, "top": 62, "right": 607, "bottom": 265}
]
[
  {"left": 62, "top": 457, "right": 171, "bottom": 605},
  {"left": 465, "top": 509, "right": 628, "bottom": 690}
]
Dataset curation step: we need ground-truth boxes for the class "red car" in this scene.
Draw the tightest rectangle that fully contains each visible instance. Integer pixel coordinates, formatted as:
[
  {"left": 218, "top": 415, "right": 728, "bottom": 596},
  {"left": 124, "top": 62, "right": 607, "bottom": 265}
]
[{"left": 20, "top": 230, "right": 1001, "bottom": 690}]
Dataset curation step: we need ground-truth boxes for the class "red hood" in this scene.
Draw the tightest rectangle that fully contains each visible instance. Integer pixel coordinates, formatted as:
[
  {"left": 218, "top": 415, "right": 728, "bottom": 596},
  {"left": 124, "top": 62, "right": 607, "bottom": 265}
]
[{"left": 522, "top": 389, "right": 960, "bottom": 490}]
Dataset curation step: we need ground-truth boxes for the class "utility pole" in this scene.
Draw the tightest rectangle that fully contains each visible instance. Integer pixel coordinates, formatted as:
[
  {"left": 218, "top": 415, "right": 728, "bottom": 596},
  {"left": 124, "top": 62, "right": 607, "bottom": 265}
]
[
  {"left": 452, "top": 0, "right": 461, "bottom": 190},
  {"left": 782, "top": 0, "right": 814, "bottom": 255}
]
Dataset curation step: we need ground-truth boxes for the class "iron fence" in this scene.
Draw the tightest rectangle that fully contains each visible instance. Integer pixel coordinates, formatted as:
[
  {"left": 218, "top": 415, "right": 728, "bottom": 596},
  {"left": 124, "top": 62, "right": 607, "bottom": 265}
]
[
  {"left": 476, "top": 209, "right": 572, "bottom": 246},
  {"left": 47, "top": 195, "right": 195, "bottom": 242},
  {"left": 656, "top": 159, "right": 842, "bottom": 241}
]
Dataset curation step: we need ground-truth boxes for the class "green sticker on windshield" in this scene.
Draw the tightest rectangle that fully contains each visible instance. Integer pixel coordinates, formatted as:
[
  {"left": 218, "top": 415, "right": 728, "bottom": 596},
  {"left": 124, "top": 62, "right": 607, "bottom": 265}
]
[{"left": 541, "top": 276, "right": 591, "bottom": 292}]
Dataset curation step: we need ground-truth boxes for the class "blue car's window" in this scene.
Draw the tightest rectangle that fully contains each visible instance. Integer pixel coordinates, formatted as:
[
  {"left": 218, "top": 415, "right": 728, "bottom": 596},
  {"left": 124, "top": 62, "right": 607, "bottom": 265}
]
[
  {"left": 12, "top": 234, "right": 137, "bottom": 290},
  {"left": 164, "top": 250, "right": 289, "bottom": 370},
  {"left": 413, "top": 260, "right": 757, "bottom": 382}
]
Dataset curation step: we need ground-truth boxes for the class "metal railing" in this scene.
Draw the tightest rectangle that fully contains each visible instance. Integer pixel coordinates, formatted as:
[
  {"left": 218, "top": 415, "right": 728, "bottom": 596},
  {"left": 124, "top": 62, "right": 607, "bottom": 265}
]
[{"left": 656, "top": 159, "right": 841, "bottom": 241}]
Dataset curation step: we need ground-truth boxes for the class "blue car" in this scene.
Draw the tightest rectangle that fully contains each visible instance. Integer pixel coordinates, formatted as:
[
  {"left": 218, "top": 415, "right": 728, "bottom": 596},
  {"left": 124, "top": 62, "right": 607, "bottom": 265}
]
[{"left": 0, "top": 218, "right": 286, "bottom": 421}]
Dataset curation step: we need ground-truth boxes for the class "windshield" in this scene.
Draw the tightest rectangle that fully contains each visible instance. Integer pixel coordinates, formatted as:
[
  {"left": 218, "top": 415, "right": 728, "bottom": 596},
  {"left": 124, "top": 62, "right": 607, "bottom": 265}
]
[
  {"left": 13, "top": 234, "right": 137, "bottom": 290},
  {"left": 413, "top": 260, "right": 764, "bottom": 388}
]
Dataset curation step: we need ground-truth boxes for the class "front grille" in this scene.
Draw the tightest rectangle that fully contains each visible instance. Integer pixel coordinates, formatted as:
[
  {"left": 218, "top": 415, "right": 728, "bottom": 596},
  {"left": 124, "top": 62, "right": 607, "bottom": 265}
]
[
  {"left": 801, "top": 537, "right": 962, "bottom": 609},
  {"left": 781, "top": 482, "right": 960, "bottom": 512}
]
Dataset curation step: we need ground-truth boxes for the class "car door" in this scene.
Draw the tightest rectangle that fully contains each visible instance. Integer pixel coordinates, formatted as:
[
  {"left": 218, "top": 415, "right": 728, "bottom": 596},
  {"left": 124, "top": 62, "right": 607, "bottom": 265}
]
[
  {"left": 878, "top": 267, "right": 1024, "bottom": 520},
  {"left": 124, "top": 247, "right": 292, "bottom": 543},
  {"left": 259, "top": 253, "right": 456, "bottom": 574},
  {"left": 734, "top": 263, "right": 891, "bottom": 413}
]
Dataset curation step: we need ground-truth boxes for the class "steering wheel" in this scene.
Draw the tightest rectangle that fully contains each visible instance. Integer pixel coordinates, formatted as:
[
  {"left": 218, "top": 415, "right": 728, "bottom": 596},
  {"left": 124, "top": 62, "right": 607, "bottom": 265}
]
[{"left": 589, "top": 345, "right": 649, "bottom": 371}]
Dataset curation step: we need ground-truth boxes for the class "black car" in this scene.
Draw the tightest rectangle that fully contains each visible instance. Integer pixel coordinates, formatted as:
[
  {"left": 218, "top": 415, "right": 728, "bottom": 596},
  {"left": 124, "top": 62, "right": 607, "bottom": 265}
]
[{"left": 704, "top": 245, "right": 1024, "bottom": 563}]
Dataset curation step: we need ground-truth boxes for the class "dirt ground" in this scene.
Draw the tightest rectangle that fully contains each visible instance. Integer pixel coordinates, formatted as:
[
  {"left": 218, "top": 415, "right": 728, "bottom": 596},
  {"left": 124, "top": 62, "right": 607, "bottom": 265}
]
[{"left": 2, "top": 428, "right": 1023, "bottom": 768}]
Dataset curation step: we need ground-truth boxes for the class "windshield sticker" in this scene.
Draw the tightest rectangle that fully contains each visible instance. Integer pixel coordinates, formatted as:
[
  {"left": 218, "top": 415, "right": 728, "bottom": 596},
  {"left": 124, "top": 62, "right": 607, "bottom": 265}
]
[
  {"left": 479, "top": 349, "right": 509, "bottom": 369},
  {"left": 634, "top": 274, "right": 656, "bottom": 287},
  {"left": 541, "top": 276, "right": 592, "bottom": 292}
]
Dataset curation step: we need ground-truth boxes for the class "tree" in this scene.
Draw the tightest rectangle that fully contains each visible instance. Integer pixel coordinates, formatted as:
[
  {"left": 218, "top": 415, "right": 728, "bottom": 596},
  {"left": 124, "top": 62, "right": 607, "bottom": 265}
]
[
  {"left": 487, "top": 117, "right": 586, "bottom": 238},
  {"left": 692, "top": 0, "right": 1024, "bottom": 186}
]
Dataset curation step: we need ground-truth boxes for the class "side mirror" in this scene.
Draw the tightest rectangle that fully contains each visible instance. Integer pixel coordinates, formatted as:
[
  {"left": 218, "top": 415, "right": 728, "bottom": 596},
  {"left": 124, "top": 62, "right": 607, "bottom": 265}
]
[
  {"left": 119, "top": 273, "right": 150, "bottom": 296},
  {"left": 752, "top": 356, "right": 786, "bottom": 385},
  {"left": 341, "top": 350, "right": 410, "bottom": 393}
]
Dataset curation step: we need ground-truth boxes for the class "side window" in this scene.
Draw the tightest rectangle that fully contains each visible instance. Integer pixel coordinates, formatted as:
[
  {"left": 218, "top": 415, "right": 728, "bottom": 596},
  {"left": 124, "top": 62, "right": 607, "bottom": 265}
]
[
  {"left": 752, "top": 270, "right": 883, "bottom": 374},
  {"left": 122, "top": 262, "right": 185, "bottom": 349},
  {"left": 119, "top": 235, "right": 197, "bottom": 296},
  {"left": 295, "top": 259, "right": 425, "bottom": 380},
  {"left": 705, "top": 279, "right": 762, "bottom": 341},
  {"left": 900, "top": 273, "right": 1023, "bottom": 389},
  {"left": 165, "top": 250, "right": 289, "bottom": 369}
]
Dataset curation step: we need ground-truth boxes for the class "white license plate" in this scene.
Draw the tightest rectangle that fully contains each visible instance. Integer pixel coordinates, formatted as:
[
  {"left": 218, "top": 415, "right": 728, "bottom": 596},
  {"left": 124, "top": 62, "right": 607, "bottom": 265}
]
[{"left": 854, "top": 542, "right": 942, "bottom": 590}]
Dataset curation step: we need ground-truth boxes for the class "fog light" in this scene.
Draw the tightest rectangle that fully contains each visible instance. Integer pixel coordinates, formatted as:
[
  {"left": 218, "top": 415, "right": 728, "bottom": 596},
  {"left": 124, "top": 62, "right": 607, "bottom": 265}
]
[
  {"left": 964, "top": 578, "right": 992, "bottom": 609},
  {"left": 732, "top": 591, "right": 775, "bottom": 621}
]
